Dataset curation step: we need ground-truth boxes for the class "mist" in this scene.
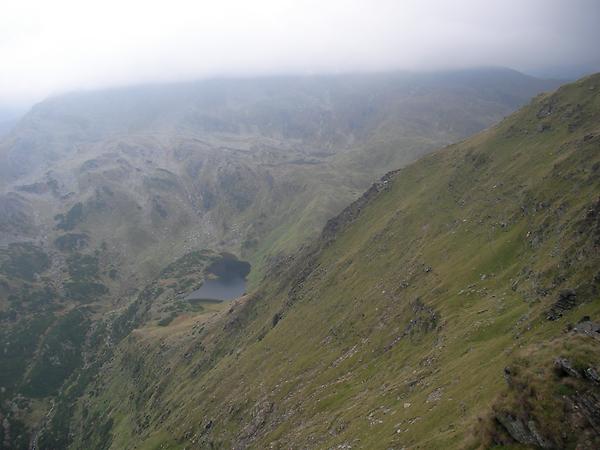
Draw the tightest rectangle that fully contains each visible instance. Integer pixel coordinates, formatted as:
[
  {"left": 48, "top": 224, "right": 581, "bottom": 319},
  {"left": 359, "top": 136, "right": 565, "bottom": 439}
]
[{"left": 1, "top": 0, "right": 599, "bottom": 107}]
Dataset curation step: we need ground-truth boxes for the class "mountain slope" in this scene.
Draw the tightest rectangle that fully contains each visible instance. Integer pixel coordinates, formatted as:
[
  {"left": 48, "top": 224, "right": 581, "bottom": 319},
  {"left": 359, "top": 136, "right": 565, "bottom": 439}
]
[
  {"left": 0, "top": 69, "right": 559, "bottom": 282},
  {"left": 0, "top": 69, "right": 566, "bottom": 448},
  {"left": 62, "top": 74, "right": 600, "bottom": 449}
]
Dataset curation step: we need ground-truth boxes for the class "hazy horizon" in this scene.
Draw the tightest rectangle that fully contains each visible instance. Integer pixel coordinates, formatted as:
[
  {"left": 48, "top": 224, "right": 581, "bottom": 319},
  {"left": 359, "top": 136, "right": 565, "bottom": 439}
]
[{"left": 1, "top": 0, "right": 599, "bottom": 110}]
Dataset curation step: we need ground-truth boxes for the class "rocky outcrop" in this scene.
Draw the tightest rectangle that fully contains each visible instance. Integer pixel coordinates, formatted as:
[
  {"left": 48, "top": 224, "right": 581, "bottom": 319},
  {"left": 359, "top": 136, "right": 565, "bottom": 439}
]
[
  {"left": 495, "top": 413, "right": 553, "bottom": 448},
  {"left": 554, "top": 357, "right": 581, "bottom": 378},
  {"left": 235, "top": 400, "right": 274, "bottom": 449},
  {"left": 489, "top": 329, "right": 600, "bottom": 449},
  {"left": 581, "top": 197, "right": 600, "bottom": 247},
  {"left": 572, "top": 318, "right": 600, "bottom": 340},
  {"left": 546, "top": 289, "right": 578, "bottom": 320}
]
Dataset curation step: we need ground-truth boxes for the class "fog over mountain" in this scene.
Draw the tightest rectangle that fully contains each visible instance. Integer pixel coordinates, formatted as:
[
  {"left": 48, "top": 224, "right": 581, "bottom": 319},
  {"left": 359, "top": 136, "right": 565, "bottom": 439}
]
[
  {"left": 1, "top": 0, "right": 599, "bottom": 107},
  {"left": 1, "top": 2, "right": 600, "bottom": 450}
]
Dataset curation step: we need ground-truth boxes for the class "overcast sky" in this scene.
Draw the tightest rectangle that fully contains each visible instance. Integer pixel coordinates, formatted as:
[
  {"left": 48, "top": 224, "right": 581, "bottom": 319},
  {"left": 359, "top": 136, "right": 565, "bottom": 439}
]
[{"left": 1, "top": 0, "right": 599, "bottom": 108}]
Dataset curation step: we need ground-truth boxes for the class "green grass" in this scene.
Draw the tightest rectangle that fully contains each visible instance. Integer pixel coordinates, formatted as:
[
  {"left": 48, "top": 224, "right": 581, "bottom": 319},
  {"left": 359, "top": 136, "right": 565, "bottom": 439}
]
[
  {"left": 0, "top": 313, "right": 55, "bottom": 394},
  {"left": 0, "top": 242, "right": 50, "bottom": 281},
  {"left": 21, "top": 308, "right": 90, "bottom": 398},
  {"left": 63, "top": 280, "right": 108, "bottom": 302},
  {"left": 60, "top": 74, "right": 600, "bottom": 449}
]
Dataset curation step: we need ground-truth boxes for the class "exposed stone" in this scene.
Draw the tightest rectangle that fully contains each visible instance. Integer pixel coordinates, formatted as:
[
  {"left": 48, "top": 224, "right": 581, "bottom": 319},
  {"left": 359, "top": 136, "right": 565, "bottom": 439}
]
[
  {"left": 546, "top": 289, "right": 577, "bottom": 320},
  {"left": 495, "top": 413, "right": 554, "bottom": 448},
  {"left": 496, "top": 413, "right": 536, "bottom": 445},
  {"left": 565, "top": 390, "right": 600, "bottom": 436},
  {"left": 503, "top": 366, "right": 513, "bottom": 386},
  {"left": 585, "top": 367, "right": 600, "bottom": 384},
  {"left": 573, "top": 319, "right": 600, "bottom": 339},
  {"left": 554, "top": 357, "right": 581, "bottom": 378},
  {"left": 527, "top": 420, "right": 554, "bottom": 448},
  {"left": 537, "top": 101, "right": 556, "bottom": 119},
  {"left": 426, "top": 387, "right": 443, "bottom": 403},
  {"left": 537, "top": 123, "right": 551, "bottom": 133},
  {"left": 236, "top": 400, "right": 274, "bottom": 448}
]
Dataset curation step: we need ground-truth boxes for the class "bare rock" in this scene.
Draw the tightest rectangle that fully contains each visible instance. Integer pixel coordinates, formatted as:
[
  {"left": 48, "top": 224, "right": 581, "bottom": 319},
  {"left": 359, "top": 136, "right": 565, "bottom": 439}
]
[
  {"left": 555, "top": 357, "right": 581, "bottom": 378},
  {"left": 546, "top": 289, "right": 577, "bottom": 321}
]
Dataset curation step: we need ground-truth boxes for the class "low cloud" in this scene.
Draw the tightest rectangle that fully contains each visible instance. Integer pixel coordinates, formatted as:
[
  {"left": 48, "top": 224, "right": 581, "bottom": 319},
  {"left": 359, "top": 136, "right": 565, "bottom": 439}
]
[{"left": 1, "top": 0, "right": 599, "bottom": 106}]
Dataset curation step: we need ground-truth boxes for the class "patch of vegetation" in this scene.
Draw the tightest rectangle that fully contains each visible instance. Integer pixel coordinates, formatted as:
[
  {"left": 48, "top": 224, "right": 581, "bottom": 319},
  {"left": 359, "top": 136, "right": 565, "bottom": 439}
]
[
  {"left": 159, "top": 250, "right": 214, "bottom": 279},
  {"left": 0, "top": 242, "right": 50, "bottom": 281},
  {"left": 205, "top": 252, "right": 251, "bottom": 280},
  {"left": 0, "top": 313, "right": 55, "bottom": 394},
  {"left": 0, "top": 412, "right": 29, "bottom": 450},
  {"left": 66, "top": 253, "right": 100, "bottom": 280},
  {"left": 54, "top": 233, "right": 89, "bottom": 251},
  {"left": 63, "top": 281, "right": 108, "bottom": 302},
  {"left": 10, "top": 284, "right": 58, "bottom": 312},
  {"left": 55, "top": 202, "right": 84, "bottom": 231},
  {"left": 218, "top": 166, "right": 256, "bottom": 211},
  {"left": 186, "top": 298, "right": 209, "bottom": 309},
  {"left": 38, "top": 330, "right": 122, "bottom": 450},
  {"left": 21, "top": 308, "right": 90, "bottom": 398}
]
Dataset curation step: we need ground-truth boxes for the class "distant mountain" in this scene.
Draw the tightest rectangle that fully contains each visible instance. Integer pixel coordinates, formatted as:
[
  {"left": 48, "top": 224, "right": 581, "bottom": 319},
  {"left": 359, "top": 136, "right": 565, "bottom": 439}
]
[
  {"left": 58, "top": 73, "right": 600, "bottom": 450},
  {"left": 0, "top": 68, "right": 559, "bottom": 274},
  {"left": 0, "top": 68, "right": 564, "bottom": 449}
]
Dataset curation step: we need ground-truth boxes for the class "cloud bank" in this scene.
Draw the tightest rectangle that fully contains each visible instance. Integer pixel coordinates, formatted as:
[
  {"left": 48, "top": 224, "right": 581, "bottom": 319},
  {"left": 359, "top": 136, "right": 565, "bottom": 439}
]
[{"left": 1, "top": 0, "right": 599, "bottom": 106}]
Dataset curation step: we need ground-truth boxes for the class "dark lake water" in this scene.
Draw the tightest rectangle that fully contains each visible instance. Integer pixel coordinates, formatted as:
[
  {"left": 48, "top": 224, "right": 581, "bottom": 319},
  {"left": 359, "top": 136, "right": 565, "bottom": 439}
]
[
  {"left": 185, "top": 253, "right": 250, "bottom": 302},
  {"left": 185, "top": 276, "right": 247, "bottom": 301}
]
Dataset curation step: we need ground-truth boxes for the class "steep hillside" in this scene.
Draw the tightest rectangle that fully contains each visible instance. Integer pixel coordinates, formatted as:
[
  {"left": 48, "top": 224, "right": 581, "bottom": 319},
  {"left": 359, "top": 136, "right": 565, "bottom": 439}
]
[
  {"left": 0, "top": 69, "right": 563, "bottom": 448},
  {"left": 61, "top": 74, "right": 600, "bottom": 449}
]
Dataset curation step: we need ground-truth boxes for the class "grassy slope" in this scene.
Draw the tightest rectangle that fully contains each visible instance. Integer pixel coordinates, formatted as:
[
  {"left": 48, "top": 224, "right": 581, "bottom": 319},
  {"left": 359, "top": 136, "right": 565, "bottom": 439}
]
[
  {"left": 1, "top": 70, "right": 561, "bottom": 448},
  {"left": 70, "top": 75, "right": 600, "bottom": 449}
]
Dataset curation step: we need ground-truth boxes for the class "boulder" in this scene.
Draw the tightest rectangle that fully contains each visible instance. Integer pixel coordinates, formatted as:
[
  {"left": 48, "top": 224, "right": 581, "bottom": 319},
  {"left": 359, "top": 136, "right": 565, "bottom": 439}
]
[{"left": 554, "top": 357, "right": 581, "bottom": 378}]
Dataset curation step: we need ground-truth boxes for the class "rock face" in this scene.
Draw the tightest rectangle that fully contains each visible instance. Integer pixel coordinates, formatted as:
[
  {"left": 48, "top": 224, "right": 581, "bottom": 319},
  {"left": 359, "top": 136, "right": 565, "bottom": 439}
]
[
  {"left": 235, "top": 400, "right": 274, "bottom": 449},
  {"left": 555, "top": 357, "right": 582, "bottom": 378},
  {"left": 572, "top": 318, "right": 600, "bottom": 340},
  {"left": 490, "top": 330, "right": 600, "bottom": 449},
  {"left": 546, "top": 289, "right": 578, "bottom": 320},
  {"left": 495, "top": 413, "right": 552, "bottom": 448}
]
